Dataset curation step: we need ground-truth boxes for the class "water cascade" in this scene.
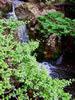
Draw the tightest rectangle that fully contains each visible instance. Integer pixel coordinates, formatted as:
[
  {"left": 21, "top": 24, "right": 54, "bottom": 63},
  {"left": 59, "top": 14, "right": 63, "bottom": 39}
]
[
  {"left": 18, "top": 25, "right": 29, "bottom": 43},
  {"left": 7, "top": 0, "right": 29, "bottom": 43},
  {"left": 56, "top": 54, "right": 64, "bottom": 65},
  {"left": 41, "top": 61, "right": 75, "bottom": 79},
  {"left": 6, "top": 2, "right": 17, "bottom": 19},
  {"left": 8, "top": 0, "right": 75, "bottom": 80}
]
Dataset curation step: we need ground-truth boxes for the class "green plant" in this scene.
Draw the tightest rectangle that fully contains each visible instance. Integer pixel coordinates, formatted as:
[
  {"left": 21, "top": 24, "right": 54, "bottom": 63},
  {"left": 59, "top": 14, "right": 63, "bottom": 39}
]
[
  {"left": 0, "top": 18, "right": 72, "bottom": 100},
  {"left": 57, "top": 0, "right": 66, "bottom": 2},
  {"left": 36, "top": 11, "right": 75, "bottom": 37},
  {"left": 58, "top": 0, "right": 75, "bottom": 2},
  {"left": 65, "top": 0, "right": 75, "bottom": 3},
  {"left": 39, "top": 0, "right": 55, "bottom": 8},
  {"left": 40, "top": 2, "right": 45, "bottom": 7}
]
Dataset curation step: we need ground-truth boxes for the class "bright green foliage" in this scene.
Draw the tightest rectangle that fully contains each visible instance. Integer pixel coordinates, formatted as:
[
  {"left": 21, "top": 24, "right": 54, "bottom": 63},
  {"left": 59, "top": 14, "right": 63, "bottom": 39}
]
[
  {"left": 0, "top": 17, "right": 26, "bottom": 33},
  {"left": 0, "top": 18, "right": 72, "bottom": 100},
  {"left": 37, "top": 11, "right": 75, "bottom": 37}
]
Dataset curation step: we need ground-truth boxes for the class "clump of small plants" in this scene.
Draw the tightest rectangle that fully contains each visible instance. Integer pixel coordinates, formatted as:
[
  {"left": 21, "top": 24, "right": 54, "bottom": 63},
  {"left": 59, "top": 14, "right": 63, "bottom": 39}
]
[
  {"left": 0, "top": 18, "right": 72, "bottom": 100},
  {"left": 39, "top": 0, "right": 55, "bottom": 8},
  {"left": 36, "top": 11, "right": 75, "bottom": 37}
]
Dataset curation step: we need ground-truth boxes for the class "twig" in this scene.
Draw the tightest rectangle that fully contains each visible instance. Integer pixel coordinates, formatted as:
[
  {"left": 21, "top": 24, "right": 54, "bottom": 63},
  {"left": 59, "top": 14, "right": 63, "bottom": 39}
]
[
  {"left": 4, "top": 89, "right": 13, "bottom": 94},
  {"left": 15, "top": 96, "right": 18, "bottom": 100}
]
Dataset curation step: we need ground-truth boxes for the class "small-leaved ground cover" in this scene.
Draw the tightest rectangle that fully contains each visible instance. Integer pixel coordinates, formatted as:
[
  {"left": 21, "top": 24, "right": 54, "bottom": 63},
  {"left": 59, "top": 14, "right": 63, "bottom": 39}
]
[{"left": 0, "top": 18, "right": 72, "bottom": 100}]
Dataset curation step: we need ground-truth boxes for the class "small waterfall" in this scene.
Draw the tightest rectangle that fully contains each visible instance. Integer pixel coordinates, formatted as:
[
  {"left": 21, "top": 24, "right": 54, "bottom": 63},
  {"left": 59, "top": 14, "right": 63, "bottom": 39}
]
[
  {"left": 41, "top": 61, "right": 75, "bottom": 79},
  {"left": 56, "top": 54, "right": 64, "bottom": 65},
  {"left": 41, "top": 62, "right": 51, "bottom": 75},
  {"left": 7, "top": 2, "right": 17, "bottom": 19},
  {"left": 18, "top": 25, "right": 29, "bottom": 43},
  {"left": 12, "top": 2, "right": 15, "bottom": 13},
  {"left": 41, "top": 62, "right": 60, "bottom": 78},
  {"left": 7, "top": 0, "right": 29, "bottom": 43},
  {"left": 11, "top": 0, "right": 24, "bottom": 6},
  {"left": 6, "top": 0, "right": 24, "bottom": 19}
]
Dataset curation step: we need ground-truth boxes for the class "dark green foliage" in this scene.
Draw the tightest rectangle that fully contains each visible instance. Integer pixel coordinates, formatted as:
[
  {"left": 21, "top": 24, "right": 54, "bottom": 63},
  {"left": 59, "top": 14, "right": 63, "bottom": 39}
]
[
  {"left": 65, "top": 0, "right": 75, "bottom": 19},
  {"left": 65, "top": 0, "right": 75, "bottom": 4},
  {"left": 0, "top": 18, "right": 72, "bottom": 100},
  {"left": 56, "top": 0, "right": 75, "bottom": 3},
  {"left": 36, "top": 11, "right": 75, "bottom": 37},
  {"left": 57, "top": 0, "right": 66, "bottom": 2}
]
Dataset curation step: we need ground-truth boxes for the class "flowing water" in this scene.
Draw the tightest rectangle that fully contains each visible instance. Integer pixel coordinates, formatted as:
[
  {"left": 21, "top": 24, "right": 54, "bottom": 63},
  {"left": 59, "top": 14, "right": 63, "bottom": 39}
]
[
  {"left": 11, "top": 0, "right": 24, "bottom": 6},
  {"left": 41, "top": 59, "right": 75, "bottom": 79},
  {"left": 18, "top": 25, "right": 29, "bottom": 43},
  {"left": 56, "top": 54, "right": 64, "bottom": 65},
  {"left": 7, "top": 0, "right": 24, "bottom": 19},
  {"left": 7, "top": 0, "right": 29, "bottom": 43},
  {"left": 6, "top": 2, "right": 17, "bottom": 19}
]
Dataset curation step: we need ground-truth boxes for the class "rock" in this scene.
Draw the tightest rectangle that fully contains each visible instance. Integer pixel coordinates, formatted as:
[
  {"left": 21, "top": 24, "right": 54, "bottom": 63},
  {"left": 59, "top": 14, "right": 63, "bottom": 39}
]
[
  {"left": 28, "top": 0, "right": 35, "bottom": 3},
  {"left": 0, "top": 0, "right": 6, "bottom": 9},
  {"left": 46, "top": 33, "right": 57, "bottom": 51},
  {"left": 40, "top": 9, "right": 56, "bottom": 16},
  {"left": 0, "top": 11, "right": 2, "bottom": 18},
  {"left": 0, "top": 0, "right": 11, "bottom": 16},
  {"left": 15, "top": 3, "right": 41, "bottom": 20},
  {"left": 44, "top": 33, "right": 57, "bottom": 58},
  {"left": 44, "top": 34, "right": 62, "bottom": 58}
]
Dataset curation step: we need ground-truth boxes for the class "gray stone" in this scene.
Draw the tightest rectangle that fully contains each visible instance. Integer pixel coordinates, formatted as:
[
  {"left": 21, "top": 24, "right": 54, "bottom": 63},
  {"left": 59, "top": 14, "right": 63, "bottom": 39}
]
[{"left": 15, "top": 3, "right": 41, "bottom": 20}]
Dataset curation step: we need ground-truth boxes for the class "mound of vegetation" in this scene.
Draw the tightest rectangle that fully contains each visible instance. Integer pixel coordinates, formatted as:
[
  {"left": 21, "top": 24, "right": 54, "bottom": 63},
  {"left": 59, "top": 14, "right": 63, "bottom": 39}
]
[
  {"left": 0, "top": 18, "right": 72, "bottom": 100},
  {"left": 36, "top": 11, "right": 75, "bottom": 37}
]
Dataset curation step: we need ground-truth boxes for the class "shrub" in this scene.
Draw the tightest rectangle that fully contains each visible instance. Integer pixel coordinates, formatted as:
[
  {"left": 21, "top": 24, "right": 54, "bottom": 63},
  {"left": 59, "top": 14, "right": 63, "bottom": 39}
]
[
  {"left": 0, "top": 18, "right": 72, "bottom": 100},
  {"left": 36, "top": 11, "right": 75, "bottom": 37}
]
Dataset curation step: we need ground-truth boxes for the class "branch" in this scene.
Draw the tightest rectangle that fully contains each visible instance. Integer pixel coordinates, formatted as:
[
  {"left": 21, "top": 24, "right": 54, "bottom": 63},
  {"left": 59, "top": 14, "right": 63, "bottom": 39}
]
[
  {"left": 4, "top": 89, "right": 13, "bottom": 94},
  {"left": 15, "top": 96, "right": 18, "bottom": 100}
]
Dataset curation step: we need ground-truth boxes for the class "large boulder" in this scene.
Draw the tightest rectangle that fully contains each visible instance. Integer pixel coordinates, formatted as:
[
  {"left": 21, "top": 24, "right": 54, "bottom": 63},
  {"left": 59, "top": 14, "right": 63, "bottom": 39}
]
[{"left": 15, "top": 3, "right": 41, "bottom": 20}]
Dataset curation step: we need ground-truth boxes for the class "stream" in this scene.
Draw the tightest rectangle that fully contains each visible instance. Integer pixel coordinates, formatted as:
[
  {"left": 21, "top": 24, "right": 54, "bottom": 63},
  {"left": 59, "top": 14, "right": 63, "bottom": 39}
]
[{"left": 6, "top": 0, "right": 75, "bottom": 99}]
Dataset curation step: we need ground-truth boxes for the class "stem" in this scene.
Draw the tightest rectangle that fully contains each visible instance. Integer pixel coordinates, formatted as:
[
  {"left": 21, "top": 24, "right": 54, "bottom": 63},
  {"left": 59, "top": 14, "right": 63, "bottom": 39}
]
[
  {"left": 15, "top": 96, "right": 18, "bottom": 100},
  {"left": 4, "top": 89, "right": 13, "bottom": 94}
]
